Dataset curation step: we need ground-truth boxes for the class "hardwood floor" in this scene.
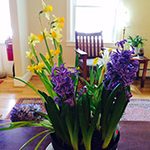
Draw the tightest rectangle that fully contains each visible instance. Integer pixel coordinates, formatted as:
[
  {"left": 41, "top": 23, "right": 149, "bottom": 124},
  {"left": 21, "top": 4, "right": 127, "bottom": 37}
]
[{"left": 0, "top": 76, "right": 150, "bottom": 119}]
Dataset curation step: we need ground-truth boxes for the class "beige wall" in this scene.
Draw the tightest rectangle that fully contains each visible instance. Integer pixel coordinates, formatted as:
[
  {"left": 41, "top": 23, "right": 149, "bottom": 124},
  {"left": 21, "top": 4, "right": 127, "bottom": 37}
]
[
  {"left": 10, "top": 0, "right": 150, "bottom": 78},
  {"left": 123, "top": 0, "right": 150, "bottom": 60},
  {"left": 9, "top": 0, "right": 29, "bottom": 77}
]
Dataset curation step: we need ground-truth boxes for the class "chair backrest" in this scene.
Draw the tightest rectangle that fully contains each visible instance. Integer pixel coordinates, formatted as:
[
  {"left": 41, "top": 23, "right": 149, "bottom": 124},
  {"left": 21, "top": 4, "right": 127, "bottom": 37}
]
[{"left": 75, "top": 31, "right": 104, "bottom": 58}]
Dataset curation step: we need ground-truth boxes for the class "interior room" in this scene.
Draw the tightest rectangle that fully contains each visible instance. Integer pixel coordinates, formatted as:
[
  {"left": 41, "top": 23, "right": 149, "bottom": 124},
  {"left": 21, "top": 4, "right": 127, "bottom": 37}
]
[{"left": 0, "top": 0, "right": 150, "bottom": 150}]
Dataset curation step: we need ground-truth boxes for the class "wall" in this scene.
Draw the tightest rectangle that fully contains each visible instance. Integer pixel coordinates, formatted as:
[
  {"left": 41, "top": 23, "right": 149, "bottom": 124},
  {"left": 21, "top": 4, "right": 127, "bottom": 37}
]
[
  {"left": 0, "top": 44, "right": 13, "bottom": 77},
  {"left": 26, "top": 0, "right": 75, "bottom": 67},
  {"left": 26, "top": 0, "right": 150, "bottom": 67},
  {"left": 9, "top": 0, "right": 150, "bottom": 79},
  {"left": 123, "top": 0, "right": 150, "bottom": 59},
  {"left": 9, "top": 0, "right": 31, "bottom": 85}
]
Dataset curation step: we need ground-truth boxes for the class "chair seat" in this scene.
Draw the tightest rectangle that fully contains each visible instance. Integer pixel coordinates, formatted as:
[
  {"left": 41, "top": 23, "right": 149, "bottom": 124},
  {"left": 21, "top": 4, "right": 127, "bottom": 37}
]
[{"left": 79, "top": 58, "right": 103, "bottom": 67}]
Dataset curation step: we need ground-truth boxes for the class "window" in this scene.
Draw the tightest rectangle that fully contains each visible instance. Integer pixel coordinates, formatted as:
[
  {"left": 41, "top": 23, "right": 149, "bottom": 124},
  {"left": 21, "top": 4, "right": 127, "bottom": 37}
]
[
  {"left": 69, "top": 0, "right": 120, "bottom": 43},
  {"left": 0, "top": 0, "right": 12, "bottom": 43}
]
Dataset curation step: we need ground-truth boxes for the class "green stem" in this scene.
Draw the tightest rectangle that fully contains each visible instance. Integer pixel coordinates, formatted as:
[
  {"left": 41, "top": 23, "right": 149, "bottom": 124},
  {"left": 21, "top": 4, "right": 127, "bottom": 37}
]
[
  {"left": 43, "top": 32, "right": 54, "bottom": 66},
  {"left": 31, "top": 45, "right": 39, "bottom": 63}
]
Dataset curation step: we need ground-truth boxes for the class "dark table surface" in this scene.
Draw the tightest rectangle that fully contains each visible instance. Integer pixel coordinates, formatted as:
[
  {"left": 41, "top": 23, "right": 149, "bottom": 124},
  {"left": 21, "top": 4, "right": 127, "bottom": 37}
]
[{"left": 0, "top": 120, "right": 150, "bottom": 150}]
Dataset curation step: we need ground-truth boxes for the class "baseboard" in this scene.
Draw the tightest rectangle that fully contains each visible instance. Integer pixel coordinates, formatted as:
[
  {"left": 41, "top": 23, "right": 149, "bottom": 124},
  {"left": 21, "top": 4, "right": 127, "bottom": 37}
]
[{"left": 13, "top": 72, "right": 32, "bottom": 87}]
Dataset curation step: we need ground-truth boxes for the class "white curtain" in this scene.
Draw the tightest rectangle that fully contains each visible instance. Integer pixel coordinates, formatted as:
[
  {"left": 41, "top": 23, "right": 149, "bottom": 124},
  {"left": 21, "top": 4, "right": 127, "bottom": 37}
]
[{"left": 0, "top": 0, "right": 12, "bottom": 43}]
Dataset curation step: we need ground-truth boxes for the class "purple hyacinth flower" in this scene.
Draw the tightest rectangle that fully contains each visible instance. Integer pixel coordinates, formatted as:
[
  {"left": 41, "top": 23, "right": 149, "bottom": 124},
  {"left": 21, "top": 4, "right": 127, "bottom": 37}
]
[
  {"left": 10, "top": 104, "right": 43, "bottom": 122},
  {"left": 103, "top": 50, "right": 139, "bottom": 91},
  {"left": 115, "top": 39, "right": 127, "bottom": 49},
  {"left": 51, "top": 64, "right": 75, "bottom": 106}
]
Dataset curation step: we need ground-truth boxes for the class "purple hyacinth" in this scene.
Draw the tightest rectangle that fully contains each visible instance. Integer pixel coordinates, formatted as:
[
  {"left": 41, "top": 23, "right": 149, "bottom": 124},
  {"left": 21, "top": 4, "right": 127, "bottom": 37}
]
[
  {"left": 51, "top": 64, "right": 75, "bottom": 106},
  {"left": 103, "top": 50, "right": 139, "bottom": 90},
  {"left": 115, "top": 39, "right": 127, "bottom": 49},
  {"left": 10, "top": 104, "right": 43, "bottom": 122}
]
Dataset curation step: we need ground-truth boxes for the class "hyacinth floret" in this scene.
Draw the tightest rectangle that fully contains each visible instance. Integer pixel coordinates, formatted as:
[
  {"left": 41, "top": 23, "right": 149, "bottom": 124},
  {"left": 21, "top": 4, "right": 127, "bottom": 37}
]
[
  {"left": 10, "top": 104, "right": 43, "bottom": 122},
  {"left": 104, "top": 50, "right": 139, "bottom": 90},
  {"left": 51, "top": 64, "right": 75, "bottom": 106}
]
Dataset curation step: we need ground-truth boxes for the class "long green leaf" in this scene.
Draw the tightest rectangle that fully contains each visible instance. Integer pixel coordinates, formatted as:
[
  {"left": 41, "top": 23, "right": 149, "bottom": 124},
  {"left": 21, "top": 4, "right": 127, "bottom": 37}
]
[
  {"left": 58, "top": 44, "right": 63, "bottom": 66},
  {"left": 34, "top": 132, "right": 51, "bottom": 150},
  {"left": 40, "top": 53, "right": 52, "bottom": 74},
  {"left": 38, "top": 91, "right": 70, "bottom": 144},
  {"left": 19, "top": 129, "right": 50, "bottom": 150}
]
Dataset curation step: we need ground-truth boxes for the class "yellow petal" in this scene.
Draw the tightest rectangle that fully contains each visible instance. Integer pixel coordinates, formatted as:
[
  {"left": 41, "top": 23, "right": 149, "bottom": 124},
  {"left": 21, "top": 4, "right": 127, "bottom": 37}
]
[
  {"left": 43, "top": 5, "right": 53, "bottom": 12},
  {"left": 38, "top": 34, "right": 44, "bottom": 42},
  {"left": 93, "top": 57, "right": 99, "bottom": 65},
  {"left": 51, "top": 31, "right": 57, "bottom": 38},
  {"left": 27, "top": 65, "right": 34, "bottom": 72}
]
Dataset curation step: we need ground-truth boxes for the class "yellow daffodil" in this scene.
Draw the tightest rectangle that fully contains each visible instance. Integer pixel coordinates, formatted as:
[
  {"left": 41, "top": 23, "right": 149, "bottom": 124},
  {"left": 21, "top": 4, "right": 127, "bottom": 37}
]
[
  {"left": 38, "top": 34, "right": 44, "bottom": 42},
  {"left": 50, "top": 49, "right": 60, "bottom": 56},
  {"left": 51, "top": 31, "right": 57, "bottom": 39},
  {"left": 28, "top": 33, "right": 40, "bottom": 46},
  {"left": 42, "top": 0, "right": 53, "bottom": 20},
  {"left": 45, "top": 53, "right": 50, "bottom": 60},
  {"left": 108, "top": 48, "right": 113, "bottom": 52},
  {"left": 77, "top": 67, "right": 80, "bottom": 70},
  {"left": 57, "top": 17, "right": 65, "bottom": 28},
  {"left": 43, "top": 28, "right": 51, "bottom": 40},
  {"left": 43, "top": 5, "right": 53, "bottom": 12},
  {"left": 34, "top": 62, "right": 45, "bottom": 72},
  {"left": 101, "top": 49, "right": 111, "bottom": 68},
  {"left": 93, "top": 57, "right": 99, "bottom": 65},
  {"left": 27, "top": 65, "right": 35, "bottom": 72},
  {"left": 52, "top": 15, "right": 65, "bottom": 30},
  {"left": 26, "top": 51, "right": 34, "bottom": 59},
  {"left": 50, "top": 29, "right": 62, "bottom": 43}
]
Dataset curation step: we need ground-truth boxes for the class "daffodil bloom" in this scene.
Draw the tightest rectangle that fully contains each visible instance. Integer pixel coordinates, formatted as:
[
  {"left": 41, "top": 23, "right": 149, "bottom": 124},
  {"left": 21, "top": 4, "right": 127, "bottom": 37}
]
[
  {"left": 93, "top": 57, "right": 100, "bottom": 65},
  {"left": 51, "top": 31, "right": 57, "bottom": 39},
  {"left": 34, "top": 62, "right": 45, "bottom": 72},
  {"left": 108, "top": 48, "right": 113, "bottom": 52},
  {"left": 42, "top": 0, "right": 53, "bottom": 20},
  {"left": 52, "top": 15, "right": 65, "bottom": 30},
  {"left": 38, "top": 34, "right": 44, "bottom": 42},
  {"left": 57, "top": 17, "right": 65, "bottom": 28},
  {"left": 43, "top": 5, "right": 53, "bottom": 12},
  {"left": 45, "top": 53, "right": 50, "bottom": 60},
  {"left": 26, "top": 51, "right": 34, "bottom": 59},
  {"left": 50, "top": 49, "right": 60, "bottom": 56},
  {"left": 101, "top": 49, "right": 111, "bottom": 68},
  {"left": 28, "top": 33, "right": 40, "bottom": 46},
  {"left": 77, "top": 67, "right": 80, "bottom": 70},
  {"left": 50, "top": 29, "right": 62, "bottom": 43},
  {"left": 27, "top": 65, "right": 35, "bottom": 72}
]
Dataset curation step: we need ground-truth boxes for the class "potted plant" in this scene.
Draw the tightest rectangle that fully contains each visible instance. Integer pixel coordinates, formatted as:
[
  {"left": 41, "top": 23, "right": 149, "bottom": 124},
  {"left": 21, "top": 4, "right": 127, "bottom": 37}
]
[
  {"left": 0, "top": 1, "right": 139, "bottom": 150},
  {"left": 127, "top": 35, "right": 147, "bottom": 56}
]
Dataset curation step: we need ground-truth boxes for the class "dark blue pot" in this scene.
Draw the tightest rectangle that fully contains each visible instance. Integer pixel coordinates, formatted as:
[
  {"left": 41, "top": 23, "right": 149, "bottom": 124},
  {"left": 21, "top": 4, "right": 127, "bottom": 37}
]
[{"left": 50, "top": 131, "right": 120, "bottom": 150}]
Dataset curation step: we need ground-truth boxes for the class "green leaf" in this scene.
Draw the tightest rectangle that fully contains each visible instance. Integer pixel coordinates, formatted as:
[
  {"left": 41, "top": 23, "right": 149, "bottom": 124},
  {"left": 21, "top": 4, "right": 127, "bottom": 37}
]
[
  {"left": 34, "top": 132, "right": 51, "bottom": 150},
  {"left": 38, "top": 91, "right": 70, "bottom": 144},
  {"left": 89, "top": 66, "right": 94, "bottom": 85},
  {"left": 58, "top": 44, "right": 63, "bottom": 66},
  {"left": 75, "top": 53, "right": 79, "bottom": 67},
  {"left": 19, "top": 129, "right": 50, "bottom": 150},
  {"left": 39, "top": 53, "right": 52, "bottom": 74},
  {"left": 43, "top": 32, "right": 54, "bottom": 66}
]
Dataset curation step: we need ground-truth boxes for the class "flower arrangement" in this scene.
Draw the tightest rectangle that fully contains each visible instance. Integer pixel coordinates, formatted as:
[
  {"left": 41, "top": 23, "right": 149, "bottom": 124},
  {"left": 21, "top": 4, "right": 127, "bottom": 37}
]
[{"left": 0, "top": 1, "right": 139, "bottom": 150}]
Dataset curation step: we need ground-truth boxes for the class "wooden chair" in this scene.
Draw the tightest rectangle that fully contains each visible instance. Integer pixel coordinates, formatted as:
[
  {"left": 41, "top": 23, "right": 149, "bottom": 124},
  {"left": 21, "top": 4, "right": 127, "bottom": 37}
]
[{"left": 75, "top": 31, "right": 104, "bottom": 79}]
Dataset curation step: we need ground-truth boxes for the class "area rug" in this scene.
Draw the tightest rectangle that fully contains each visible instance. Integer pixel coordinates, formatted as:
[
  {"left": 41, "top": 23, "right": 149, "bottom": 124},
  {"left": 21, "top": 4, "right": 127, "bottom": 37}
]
[
  {"left": 5, "top": 98, "right": 45, "bottom": 119},
  {"left": 6, "top": 98, "right": 150, "bottom": 121},
  {"left": 121, "top": 99, "right": 150, "bottom": 121}
]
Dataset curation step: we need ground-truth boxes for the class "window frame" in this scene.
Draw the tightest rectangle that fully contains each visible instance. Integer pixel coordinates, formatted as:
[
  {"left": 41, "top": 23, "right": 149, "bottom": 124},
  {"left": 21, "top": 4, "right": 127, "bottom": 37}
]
[{"left": 67, "top": 0, "right": 121, "bottom": 45}]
